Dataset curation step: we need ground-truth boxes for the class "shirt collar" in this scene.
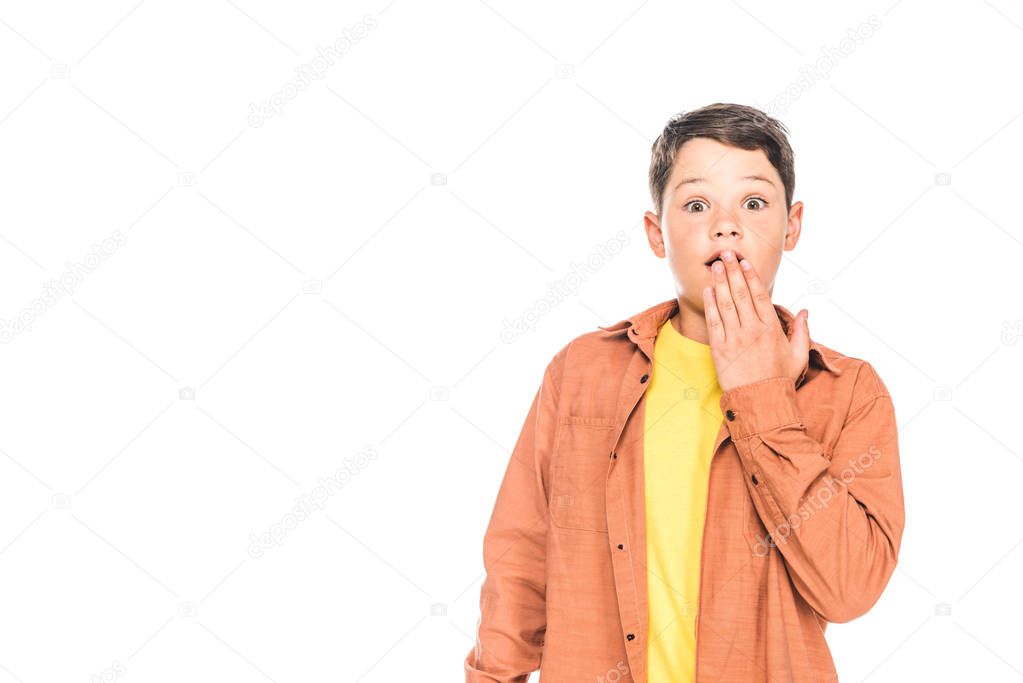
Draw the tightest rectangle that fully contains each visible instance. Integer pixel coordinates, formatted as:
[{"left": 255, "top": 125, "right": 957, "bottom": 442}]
[{"left": 597, "top": 296, "right": 843, "bottom": 378}]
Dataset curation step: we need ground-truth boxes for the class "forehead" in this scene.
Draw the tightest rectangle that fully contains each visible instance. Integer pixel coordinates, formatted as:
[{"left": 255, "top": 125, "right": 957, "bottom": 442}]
[{"left": 668, "top": 137, "right": 779, "bottom": 187}]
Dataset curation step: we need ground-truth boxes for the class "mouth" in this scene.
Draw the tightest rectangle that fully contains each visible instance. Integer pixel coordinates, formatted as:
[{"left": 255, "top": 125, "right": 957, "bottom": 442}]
[{"left": 703, "top": 249, "right": 745, "bottom": 271}]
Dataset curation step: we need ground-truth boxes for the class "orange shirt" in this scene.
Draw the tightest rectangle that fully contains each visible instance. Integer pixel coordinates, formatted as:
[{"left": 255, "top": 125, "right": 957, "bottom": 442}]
[{"left": 465, "top": 297, "right": 905, "bottom": 682}]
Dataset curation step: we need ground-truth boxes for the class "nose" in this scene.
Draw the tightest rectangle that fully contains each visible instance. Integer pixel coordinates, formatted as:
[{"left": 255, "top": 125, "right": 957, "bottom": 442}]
[{"left": 709, "top": 211, "right": 744, "bottom": 239}]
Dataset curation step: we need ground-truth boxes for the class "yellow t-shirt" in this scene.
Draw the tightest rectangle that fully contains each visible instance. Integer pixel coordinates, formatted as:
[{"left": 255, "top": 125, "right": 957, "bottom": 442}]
[{"left": 644, "top": 316, "right": 724, "bottom": 683}]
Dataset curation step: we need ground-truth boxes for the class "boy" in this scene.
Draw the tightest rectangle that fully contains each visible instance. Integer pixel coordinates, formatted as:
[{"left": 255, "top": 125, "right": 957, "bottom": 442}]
[{"left": 464, "top": 103, "right": 905, "bottom": 682}]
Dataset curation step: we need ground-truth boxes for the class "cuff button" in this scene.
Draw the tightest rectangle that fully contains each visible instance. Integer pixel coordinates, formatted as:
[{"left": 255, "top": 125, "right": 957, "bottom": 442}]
[{"left": 725, "top": 409, "right": 736, "bottom": 421}]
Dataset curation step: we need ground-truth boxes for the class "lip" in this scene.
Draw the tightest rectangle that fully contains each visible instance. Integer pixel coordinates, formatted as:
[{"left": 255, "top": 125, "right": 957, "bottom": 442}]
[{"left": 703, "top": 249, "right": 745, "bottom": 270}]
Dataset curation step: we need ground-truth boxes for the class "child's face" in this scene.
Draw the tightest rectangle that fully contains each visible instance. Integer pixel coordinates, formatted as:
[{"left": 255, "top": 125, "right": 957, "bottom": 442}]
[{"left": 644, "top": 137, "right": 803, "bottom": 312}]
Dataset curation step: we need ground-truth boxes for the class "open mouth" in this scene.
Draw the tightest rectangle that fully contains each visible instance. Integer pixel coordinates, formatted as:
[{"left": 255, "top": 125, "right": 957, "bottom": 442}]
[{"left": 704, "top": 250, "right": 745, "bottom": 270}]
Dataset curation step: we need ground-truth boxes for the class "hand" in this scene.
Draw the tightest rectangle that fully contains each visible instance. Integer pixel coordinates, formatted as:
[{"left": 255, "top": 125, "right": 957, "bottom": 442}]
[{"left": 702, "top": 250, "right": 810, "bottom": 393}]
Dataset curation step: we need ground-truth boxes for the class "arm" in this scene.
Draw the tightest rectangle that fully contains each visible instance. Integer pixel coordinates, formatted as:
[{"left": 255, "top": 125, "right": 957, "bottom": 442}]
[
  {"left": 720, "top": 362, "right": 905, "bottom": 623},
  {"left": 464, "top": 352, "right": 562, "bottom": 682}
]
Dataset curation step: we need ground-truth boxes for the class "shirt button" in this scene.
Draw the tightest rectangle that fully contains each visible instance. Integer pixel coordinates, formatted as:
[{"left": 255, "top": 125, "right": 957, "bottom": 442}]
[
  {"left": 640, "top": 374, "right": 649, "bottom": 384},
  {"left": 725, "top": 409, "right": 736, "bottom": 421},
  {"left": 626, "top": 633, "right": 635, "bottom": 641},
  {"left": 617, "top": 543, "right": 624, "bottom": 550},
  {"left": 751, "top": 474, "right": 759, "bottom": 485},
  {"left": 610, "top": 451, "right": 617, "bottom": 459}
]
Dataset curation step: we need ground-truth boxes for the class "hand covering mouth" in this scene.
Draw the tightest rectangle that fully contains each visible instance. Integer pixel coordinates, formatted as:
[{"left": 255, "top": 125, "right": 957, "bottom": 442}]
[{"left": 704, "top": 249, "right": 745, "bottom": 269}]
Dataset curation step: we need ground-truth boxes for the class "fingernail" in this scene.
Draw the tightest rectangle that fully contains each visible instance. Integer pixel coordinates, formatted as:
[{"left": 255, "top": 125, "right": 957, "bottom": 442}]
[{"left": 740, "top": 259, "right": 751, "bottom": 270}]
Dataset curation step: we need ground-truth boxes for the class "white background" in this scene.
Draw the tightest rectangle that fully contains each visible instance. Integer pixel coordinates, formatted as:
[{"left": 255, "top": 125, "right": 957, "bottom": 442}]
[{"left": 0, "top": 0, "right": 1020, "bottom": 681}]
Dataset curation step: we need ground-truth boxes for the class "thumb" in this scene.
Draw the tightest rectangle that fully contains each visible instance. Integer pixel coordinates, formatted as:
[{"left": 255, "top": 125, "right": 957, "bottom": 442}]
[{"left": 790, "top": 309, "right": 810, "bottom": 357}]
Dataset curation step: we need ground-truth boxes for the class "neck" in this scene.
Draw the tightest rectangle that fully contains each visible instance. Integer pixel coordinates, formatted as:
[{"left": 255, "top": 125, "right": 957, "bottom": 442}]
[{"left": 671, "top": 296, "right": 710, "bottom": 345}]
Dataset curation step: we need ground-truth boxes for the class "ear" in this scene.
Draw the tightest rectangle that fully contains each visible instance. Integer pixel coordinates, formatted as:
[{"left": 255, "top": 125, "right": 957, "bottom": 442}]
[
  {"left": 644, "top": 210, "right": 666, "bottom": 258},
  {"left": 783, "top": 200, "right": 803, "bottom": 252}
]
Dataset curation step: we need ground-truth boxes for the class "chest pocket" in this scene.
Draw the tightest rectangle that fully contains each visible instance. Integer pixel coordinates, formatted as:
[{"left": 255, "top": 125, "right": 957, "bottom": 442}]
[{"left": 550, "top": 416, "right": 616, "bottom": 532}]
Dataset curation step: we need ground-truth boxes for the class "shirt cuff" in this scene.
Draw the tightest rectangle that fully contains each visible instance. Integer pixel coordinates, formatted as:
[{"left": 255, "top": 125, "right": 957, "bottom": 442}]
[{"left": 719, "top": 375, "right": 803, "bottom": 440}]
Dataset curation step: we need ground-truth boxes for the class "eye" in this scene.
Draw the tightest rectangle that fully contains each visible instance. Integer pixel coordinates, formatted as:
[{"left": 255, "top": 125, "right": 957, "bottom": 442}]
[
  {"left": 684, "top": 200, "right": 708, "bottom": 213},
  {"left": 745, "top": 197, "right": 768, "bottom": 210}
]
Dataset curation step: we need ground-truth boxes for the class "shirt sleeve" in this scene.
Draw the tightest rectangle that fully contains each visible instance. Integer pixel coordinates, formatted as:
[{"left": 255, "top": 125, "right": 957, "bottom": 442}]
[
  {"left": 718, "top": 362, "right": 905, "bottom": 623},
  {"left": 464, "top": 349, "right": 563, "bottom": 682}
]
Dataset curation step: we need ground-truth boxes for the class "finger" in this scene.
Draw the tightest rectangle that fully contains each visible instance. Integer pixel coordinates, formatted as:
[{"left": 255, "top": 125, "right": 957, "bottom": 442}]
[
  {"left": 738, "top": 257, "right": 776, "bottom": 324},
  {"left": 711, "top": 259, "right": 740, "bottom": 334},
  {"left": 722, "top": 250, "right": 757, "bottom": 325},
  {"left": 790, "top": 309, "right": 810, "bottom": 354},
  {"left": 702, "top": 285, "right": 726, "bottom": 345}
]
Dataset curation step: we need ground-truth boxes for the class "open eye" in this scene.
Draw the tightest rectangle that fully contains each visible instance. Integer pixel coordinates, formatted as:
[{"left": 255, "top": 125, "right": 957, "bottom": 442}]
[
  {"left": 745, "top": 197, "right": 768, "bottom": 210},
  {"left": 684, "top": 200, "right": 708, "bottom": 213}
]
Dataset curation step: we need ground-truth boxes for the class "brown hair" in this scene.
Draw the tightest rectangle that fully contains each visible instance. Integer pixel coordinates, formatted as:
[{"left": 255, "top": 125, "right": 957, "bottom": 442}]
[{"left": 648, "top": 103, "right": 795, "bottom": 217}]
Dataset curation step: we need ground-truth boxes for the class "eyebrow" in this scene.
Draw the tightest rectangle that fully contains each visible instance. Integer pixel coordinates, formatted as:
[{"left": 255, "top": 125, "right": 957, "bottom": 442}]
[{"left": 673, "top": 174, "right": 776, "bottom": 192}]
